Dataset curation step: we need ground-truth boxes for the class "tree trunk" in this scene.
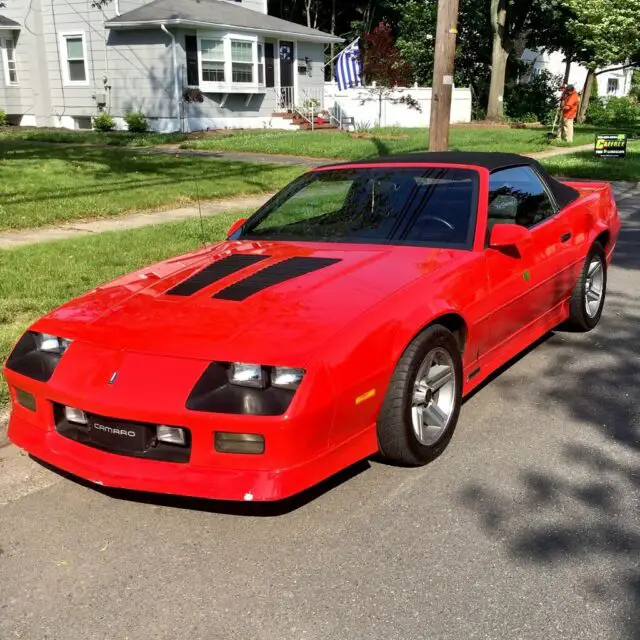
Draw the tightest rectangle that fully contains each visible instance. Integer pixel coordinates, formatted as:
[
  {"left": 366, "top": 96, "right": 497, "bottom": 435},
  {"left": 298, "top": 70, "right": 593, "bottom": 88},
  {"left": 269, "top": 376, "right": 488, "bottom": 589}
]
[
  {"left": 562, "top": 51, "right": 572, "bottom": 86},
  {"left": 486, "top": 0, "right": 509, "bottom": 121},
  {"left": 577, "top": 68, "right": 595, "bottom": 124},
  {"left": 363, "top": 0, "right": 376, "bottom": 34}
]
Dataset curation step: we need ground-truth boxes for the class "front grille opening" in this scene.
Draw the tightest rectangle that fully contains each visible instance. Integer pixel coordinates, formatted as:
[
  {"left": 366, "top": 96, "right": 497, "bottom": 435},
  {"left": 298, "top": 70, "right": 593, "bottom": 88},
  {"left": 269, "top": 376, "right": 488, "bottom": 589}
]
[{"left": 53, "top": 404, "right": 191, "bottom": 463}]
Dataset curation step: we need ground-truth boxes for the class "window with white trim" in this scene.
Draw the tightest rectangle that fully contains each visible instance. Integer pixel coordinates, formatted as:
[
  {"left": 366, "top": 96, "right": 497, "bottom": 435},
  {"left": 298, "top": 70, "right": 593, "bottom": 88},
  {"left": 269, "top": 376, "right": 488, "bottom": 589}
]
[
  {"left": 197, "top": 32, "right": 265, "bottom": 93},
  {"left": 60, "top": 33, "right": 88, "bottom": 85},
  {"left": 201, "top": 38, "right": 225, "bottom": 83},
  {"left": 607, "top": 78, "right": 619, "bottom": 95},
  {"left": 257, "top": 42, "right": 265, "bottom": 85},
  {"left": 1, "top": 37, "right": 18, "bottom": 85},
  {"left": 231, "top": 40, "right": 253, "bottom": 83}
]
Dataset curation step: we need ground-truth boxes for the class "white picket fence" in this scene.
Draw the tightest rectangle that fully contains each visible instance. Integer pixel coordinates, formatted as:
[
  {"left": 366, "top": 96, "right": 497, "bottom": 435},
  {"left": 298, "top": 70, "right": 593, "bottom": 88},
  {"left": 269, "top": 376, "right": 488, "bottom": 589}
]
[{"left": 324, "top": 83, "right": 472, "bottom": 129}]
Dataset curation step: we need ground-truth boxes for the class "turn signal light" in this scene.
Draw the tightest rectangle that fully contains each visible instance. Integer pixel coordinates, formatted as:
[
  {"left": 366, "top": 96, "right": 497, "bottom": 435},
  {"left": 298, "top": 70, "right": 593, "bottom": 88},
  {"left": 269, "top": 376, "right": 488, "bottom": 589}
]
[
  {"left": 16, "top": 388, "right": 36, "bottom": 412},
  {"left": 214, "top": 432, "right": 265, "bottom": 454}
]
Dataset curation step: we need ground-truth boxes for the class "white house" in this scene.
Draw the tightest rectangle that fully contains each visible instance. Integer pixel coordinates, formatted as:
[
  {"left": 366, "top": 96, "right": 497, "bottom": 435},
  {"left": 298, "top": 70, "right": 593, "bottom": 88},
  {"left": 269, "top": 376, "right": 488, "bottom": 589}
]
[{"left": 521, "top": 48, "right": 634, "bottom": 97}]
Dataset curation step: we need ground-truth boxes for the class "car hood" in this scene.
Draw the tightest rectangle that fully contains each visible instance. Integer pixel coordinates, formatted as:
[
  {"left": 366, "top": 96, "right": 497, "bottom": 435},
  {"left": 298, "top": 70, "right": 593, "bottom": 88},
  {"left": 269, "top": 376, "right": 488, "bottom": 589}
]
[{"left": 36, "top": 240, "right": 459, "bottom": 365}]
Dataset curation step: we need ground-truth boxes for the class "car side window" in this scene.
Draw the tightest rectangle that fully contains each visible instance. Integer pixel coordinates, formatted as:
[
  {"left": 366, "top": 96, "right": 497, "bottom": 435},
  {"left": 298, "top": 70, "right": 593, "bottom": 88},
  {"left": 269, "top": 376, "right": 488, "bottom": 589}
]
[{"left": 488, "top": 166, "right": 556, "bottom": 231}]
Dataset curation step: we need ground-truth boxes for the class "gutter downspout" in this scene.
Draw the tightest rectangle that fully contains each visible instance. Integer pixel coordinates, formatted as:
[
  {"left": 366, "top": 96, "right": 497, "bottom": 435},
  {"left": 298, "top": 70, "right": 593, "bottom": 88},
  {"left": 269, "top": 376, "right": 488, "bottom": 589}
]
[
  {"left": 115, "top": 0, "right": 120, "bottom": 16},
  {"left": 160, "top": 23, "right": 181, "bottom": 132}
]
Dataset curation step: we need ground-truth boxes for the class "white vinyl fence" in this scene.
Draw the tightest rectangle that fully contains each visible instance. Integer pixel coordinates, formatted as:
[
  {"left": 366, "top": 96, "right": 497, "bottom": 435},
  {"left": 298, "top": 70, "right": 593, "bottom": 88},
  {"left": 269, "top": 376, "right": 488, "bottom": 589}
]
[{"left": 324, "top": 83, "right": 472, "bottom": 129}]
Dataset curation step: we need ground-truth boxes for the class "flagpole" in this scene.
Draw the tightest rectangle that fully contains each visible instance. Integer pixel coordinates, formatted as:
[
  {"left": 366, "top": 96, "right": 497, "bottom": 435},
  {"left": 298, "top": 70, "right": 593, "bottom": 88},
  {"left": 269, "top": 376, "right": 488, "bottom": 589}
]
[{"left": 323, "top": 37, "right": 359, "bottom": 69}]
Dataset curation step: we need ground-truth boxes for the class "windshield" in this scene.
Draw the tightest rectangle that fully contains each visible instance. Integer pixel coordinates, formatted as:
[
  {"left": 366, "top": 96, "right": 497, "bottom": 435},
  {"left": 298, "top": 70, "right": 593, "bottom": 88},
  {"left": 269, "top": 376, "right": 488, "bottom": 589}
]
[{"left": 240, "top": 167, "right": 478, "bottom": 248}]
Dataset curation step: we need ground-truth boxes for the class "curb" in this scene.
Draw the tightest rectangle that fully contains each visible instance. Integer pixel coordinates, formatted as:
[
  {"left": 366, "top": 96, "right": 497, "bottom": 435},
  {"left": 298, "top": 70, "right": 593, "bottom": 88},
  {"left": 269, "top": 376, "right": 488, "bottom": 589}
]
[{"left": 0, "top": 409, "right": 9, "bottom": 449}]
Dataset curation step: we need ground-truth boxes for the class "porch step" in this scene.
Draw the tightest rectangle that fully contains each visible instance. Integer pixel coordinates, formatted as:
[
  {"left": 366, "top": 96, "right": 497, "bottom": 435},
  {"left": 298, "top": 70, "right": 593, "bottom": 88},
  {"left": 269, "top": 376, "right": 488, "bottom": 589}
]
[{"left": 296, "top": 122, "right": 339, "bottom": 131}]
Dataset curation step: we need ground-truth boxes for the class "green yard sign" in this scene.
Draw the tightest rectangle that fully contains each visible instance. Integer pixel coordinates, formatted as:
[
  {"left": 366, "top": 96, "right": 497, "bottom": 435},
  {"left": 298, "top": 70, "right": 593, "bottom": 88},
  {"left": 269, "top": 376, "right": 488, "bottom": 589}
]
[{"left": 594, "top": 133, "right": 627, "bottom": 158}]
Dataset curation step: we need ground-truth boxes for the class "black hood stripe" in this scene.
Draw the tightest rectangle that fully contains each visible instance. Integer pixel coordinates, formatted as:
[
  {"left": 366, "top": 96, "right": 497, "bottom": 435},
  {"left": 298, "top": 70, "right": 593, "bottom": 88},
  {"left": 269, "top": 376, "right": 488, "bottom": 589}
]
[
  {"left": 167, "top": 254, "right": 269, "bottom": 296},
  {"left": 213, "top": 257, "right": 341, "bottom": 301}
]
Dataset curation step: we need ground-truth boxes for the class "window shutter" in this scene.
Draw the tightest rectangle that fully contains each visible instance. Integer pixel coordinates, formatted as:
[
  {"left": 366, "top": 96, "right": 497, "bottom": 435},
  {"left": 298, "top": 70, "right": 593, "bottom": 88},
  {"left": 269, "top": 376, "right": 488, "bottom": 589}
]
[
  {"left": 185, "top": 35, "right": 199, "bottom": 86},
  {"left": 265, "top": 42, "right": 275, "bottom": 88}
]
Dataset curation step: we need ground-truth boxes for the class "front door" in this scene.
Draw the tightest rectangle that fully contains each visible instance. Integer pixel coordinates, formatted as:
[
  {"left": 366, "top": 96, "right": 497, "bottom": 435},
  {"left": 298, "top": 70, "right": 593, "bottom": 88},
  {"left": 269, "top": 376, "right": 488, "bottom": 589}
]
[
  {"left": 279, "top": 41, "right": 294, "bottom": 88},
  {"left": 478, "top": 165, "right": 573, "bottom": 357}
]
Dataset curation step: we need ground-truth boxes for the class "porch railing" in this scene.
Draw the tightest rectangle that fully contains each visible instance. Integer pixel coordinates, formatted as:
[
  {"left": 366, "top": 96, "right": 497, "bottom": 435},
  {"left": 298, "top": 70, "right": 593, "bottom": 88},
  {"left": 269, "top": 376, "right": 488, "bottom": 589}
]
[
  {"left": 274, "top": 86, "right": 296, "bottom": 113},
  {"left": 273, "top": 86, "right": 355, "bottom": 131}
]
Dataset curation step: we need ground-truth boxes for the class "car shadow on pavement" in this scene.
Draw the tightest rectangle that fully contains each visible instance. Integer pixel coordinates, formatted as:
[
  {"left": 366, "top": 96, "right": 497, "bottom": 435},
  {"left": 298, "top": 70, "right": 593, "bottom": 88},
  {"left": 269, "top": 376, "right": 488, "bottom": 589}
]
[
  {"left": 458, "top": 203, "right": 640, "bottom": 639},
  {"left": 30, "top": 455, "right": 372, "bottom": 517}
]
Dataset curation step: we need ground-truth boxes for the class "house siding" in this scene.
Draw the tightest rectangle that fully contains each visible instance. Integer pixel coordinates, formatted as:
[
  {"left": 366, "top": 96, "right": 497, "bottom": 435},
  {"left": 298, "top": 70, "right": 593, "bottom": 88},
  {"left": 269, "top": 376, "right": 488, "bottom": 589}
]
[
  {"left": 295, "top": 40, "right": 326, "bottom": 98},
  {"left": 107, "top": 29, "right": 177, "bottom": 120},
  {"left": 0, "top": 0, "right": 331, "bottom": 130},
  {"left": 0, "top": 1, "right": 42, "bottom": 121}
]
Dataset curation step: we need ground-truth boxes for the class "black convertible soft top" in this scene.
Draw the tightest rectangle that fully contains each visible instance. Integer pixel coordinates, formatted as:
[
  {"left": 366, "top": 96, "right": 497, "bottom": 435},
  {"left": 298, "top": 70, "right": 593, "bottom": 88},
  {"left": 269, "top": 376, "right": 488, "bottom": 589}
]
[{"left": 332, "top": 151, "right": 581, "bottom": 209}]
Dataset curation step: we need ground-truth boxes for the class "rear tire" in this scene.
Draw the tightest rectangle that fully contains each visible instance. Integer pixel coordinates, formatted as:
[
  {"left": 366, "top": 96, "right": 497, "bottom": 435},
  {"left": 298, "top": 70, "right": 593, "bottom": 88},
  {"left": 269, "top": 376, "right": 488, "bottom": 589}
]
[
  {"left": 567, "top": 243, "right": 607, "bottom": 332},
  {"left": 377, "top": 325, "right": 463, "bottom": 466}
]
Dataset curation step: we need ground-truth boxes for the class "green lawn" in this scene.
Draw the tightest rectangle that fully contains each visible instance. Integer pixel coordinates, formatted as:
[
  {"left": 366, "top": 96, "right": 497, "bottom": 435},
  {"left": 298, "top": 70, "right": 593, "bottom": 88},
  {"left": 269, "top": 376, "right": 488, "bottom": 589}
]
[
  {"left": 0, "top": 128, "right": 189, "bottom": 147},
  {"left": 0, "top": 142, "right": 302, "bottom": 230},
  {"left": 0, "top": 213, "right": 239, "bottom": 409},
  {"left": 541, "top": 142, "right": 640, "bottom": 182},
  {"left": 179, "top": 125, "right": 605, "bottom": 160}
]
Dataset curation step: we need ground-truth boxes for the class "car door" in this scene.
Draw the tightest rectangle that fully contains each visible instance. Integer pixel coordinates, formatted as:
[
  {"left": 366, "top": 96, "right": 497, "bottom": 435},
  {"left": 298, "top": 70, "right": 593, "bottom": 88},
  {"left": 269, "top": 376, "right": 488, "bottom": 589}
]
[{"left": 479, "top": 165, "right": 573, "bottom": 356}]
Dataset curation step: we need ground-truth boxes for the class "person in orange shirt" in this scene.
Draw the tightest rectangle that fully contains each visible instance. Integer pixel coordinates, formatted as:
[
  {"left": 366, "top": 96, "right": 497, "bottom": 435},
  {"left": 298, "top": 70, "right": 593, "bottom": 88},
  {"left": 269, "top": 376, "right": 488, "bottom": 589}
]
[{"left": 558, "top": 85, "right": 580, "bottom": 143}]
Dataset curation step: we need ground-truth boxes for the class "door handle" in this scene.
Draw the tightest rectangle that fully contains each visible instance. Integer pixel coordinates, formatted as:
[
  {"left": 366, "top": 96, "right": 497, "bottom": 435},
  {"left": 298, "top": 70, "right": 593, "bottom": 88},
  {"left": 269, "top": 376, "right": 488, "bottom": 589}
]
[{"left": 560, "top": 232, "right": 572, "bottom": 243}]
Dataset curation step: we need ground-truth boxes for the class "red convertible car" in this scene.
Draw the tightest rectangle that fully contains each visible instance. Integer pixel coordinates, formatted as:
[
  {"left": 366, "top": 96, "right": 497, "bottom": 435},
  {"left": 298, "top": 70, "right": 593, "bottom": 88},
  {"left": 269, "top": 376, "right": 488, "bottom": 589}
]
[{"left": 4, "top": 152, "right": 620, "bottom": 502}]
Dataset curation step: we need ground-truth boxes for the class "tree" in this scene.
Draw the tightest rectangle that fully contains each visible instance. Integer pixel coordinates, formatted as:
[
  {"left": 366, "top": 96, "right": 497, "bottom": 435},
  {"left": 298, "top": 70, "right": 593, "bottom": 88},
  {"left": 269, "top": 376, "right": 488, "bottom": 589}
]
[
  {"left": 526, "top": 0, "right": 583, "bottom": 85},
  {"left": 563, "top": 0, "right": 640, "bottom": 122},
  {"left": 485, "top": 0, "right": 568, "bottom": 121},
  {"left": 396, "top": 0, "right": 492, "bottom": 113},
  {"left": 362, "top": 22, "right": 417, "bottom": 127}
]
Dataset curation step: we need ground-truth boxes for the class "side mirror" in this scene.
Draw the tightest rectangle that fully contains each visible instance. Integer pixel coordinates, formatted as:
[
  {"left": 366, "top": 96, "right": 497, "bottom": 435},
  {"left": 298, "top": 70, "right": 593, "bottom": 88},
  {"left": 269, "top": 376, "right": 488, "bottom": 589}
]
[
  {"left": 227, "top": 218, "right": 247, "bottom": 238},
  {"left": 489, "top": 223, "right": 531, "bottom": 249}
]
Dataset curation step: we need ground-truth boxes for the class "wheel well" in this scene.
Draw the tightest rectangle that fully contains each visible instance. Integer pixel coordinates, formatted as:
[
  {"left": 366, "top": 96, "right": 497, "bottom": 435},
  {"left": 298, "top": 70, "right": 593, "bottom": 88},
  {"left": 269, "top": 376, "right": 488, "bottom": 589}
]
[
  {"left": 428, "top": 313, "right": 468, "bottom": 353},
  {"left": 595, "top": 230, "right": 610, "bottom": 251}
]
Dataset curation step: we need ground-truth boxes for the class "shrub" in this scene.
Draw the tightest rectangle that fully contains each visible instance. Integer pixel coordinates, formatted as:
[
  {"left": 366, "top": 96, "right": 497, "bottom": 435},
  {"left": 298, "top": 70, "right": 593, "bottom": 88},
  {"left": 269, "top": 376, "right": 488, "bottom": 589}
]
[
  {"left": 505, "top": 71, "right": 562, "bottom": 125},
  {"left": 586, "top": 96, "right": 640, "bottom": 128},
  {"left": 93, "top": 112, "right": 115, "bottom": 132},
  {"left": 124, "top": 111, "right": 148, "bottom": 133},
  {"left": 183, "top": 88, "right": 204, "bottom": 103},
  {"left": 0, "top": 109, "right": 7, "bottom": 127}
]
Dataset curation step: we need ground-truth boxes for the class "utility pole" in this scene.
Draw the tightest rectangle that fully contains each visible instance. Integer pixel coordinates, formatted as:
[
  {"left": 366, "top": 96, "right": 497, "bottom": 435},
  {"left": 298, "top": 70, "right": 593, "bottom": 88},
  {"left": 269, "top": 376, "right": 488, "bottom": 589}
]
[{"left": 429, "top": 0, "right": 460, "bottom": 151}]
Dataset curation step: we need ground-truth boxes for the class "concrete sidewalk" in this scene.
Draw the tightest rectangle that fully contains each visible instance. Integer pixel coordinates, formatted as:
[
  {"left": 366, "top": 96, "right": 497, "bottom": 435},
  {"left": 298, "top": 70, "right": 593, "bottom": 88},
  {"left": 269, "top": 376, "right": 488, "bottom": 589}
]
[{"left": 0, "top": 193, "right": 275, "bottom": 250}]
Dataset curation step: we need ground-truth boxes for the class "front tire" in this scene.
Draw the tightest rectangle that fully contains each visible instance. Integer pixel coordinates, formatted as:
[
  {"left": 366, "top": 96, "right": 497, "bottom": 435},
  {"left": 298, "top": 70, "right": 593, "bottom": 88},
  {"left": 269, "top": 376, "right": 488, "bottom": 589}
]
[
  {"left": 377, "top": 325, "right": 463, "bottom": 466},
  {"left": 567, "top": 243, "right": 607, "bottom": 332}
]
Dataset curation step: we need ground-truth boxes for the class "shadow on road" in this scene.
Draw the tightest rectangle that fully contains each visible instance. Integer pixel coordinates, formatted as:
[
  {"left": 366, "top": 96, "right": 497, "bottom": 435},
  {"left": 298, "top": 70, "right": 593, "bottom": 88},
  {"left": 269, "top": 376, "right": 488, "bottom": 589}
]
[
  {"left": 31, "top": 455, "right": 371, "bottom": 517},
  {"left": 459, "top": 196, "right": 640, "bottom": 639}
]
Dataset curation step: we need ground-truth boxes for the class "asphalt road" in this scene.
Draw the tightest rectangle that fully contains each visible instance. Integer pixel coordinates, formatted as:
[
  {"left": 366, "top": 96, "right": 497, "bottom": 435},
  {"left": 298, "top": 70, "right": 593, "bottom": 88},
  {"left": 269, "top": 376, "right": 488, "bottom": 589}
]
[{"left": 1, "top": 185, "right": 638, "bottom": 640}]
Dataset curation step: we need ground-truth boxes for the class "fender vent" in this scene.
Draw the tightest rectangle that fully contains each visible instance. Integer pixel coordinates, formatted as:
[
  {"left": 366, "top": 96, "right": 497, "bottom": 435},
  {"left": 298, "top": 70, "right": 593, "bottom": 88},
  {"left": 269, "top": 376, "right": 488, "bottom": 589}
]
[
  {"left": 213, "top": 257, "right": 341, "bottom": 301},
  {"left": 166, "top": 254, "right": 269, "bottom": 296}
]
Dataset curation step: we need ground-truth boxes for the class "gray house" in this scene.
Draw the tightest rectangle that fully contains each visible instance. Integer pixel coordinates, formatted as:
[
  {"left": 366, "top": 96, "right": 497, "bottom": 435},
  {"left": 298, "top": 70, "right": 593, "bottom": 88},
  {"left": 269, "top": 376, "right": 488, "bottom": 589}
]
[{"left": 0, "top": 0, "right": 341, "bottom": 131}]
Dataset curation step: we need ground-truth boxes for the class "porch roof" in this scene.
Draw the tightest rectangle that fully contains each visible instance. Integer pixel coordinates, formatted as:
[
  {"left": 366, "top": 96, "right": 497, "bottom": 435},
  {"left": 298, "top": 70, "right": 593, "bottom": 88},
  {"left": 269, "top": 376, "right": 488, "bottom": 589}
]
[
  {"left": 0, "top": 15, "right": 21, "bottom": 29},
  {"left": 105, "top": 0, "right": 343, "bottom": 44}
]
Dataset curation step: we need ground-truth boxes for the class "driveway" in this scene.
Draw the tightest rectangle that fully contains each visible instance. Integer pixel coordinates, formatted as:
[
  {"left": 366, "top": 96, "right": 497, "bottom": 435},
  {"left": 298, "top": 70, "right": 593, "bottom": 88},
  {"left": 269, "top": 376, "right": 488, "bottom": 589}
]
[{"left": 0, "top": 188, "right": 638, "bottom": 640}]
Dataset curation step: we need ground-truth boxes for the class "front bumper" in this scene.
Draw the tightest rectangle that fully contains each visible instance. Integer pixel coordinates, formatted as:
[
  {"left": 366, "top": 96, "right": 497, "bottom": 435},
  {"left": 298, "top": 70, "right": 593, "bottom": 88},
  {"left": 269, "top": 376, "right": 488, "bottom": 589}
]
[{"left": 4, "top": 355, "right": 377, "bottom": 502}]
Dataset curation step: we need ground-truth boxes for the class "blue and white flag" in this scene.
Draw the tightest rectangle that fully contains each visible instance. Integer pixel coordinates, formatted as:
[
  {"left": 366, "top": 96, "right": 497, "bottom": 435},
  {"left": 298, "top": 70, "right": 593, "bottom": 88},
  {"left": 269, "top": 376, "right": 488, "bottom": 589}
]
[{"left": 335, "top": 38, "right": 362, "bottom": 91}]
